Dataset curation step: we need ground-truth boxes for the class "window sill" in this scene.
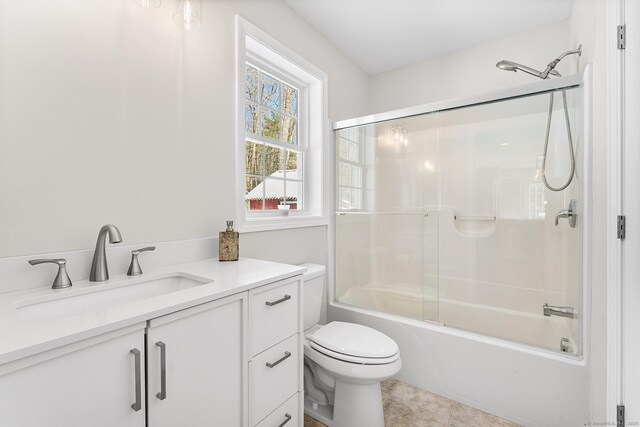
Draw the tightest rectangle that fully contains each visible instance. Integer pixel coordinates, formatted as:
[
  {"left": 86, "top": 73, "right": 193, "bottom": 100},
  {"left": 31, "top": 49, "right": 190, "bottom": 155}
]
[{"left": 236, "top": 214, "right": 328, "bottom": 233}]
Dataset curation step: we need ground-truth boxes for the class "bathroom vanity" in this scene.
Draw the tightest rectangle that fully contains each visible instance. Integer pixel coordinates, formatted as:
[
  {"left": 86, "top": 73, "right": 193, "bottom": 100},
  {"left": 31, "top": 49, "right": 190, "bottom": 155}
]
[{"left": 0, "top": 258, "right": 305, "bottom": 427}]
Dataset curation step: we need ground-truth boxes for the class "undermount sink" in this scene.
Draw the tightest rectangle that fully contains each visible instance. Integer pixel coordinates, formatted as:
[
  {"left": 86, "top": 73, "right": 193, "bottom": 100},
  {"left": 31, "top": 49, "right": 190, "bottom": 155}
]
[{"left": 14, "top": 273, "right": 211, "bottom": 321}]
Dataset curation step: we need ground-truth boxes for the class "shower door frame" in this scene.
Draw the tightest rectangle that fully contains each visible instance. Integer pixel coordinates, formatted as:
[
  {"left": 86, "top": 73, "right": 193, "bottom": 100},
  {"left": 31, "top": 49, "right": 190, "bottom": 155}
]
[{"left": 329, "top": 66, "right": 592, "bottom": 360}]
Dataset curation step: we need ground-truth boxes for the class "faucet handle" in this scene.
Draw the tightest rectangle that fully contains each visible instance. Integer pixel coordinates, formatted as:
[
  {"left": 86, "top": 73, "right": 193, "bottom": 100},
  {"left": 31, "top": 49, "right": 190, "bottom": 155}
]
[
  {"left": 127, "top": 247, "right": 156, "bottom": 276},
  {"left": 28, "top": 258, "right": 73, "bottom": 289}
]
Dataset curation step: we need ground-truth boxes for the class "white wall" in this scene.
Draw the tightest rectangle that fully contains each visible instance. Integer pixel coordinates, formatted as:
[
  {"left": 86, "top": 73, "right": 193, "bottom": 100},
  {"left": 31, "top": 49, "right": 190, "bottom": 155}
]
[
  {"left": 370, "top": 20, "right": 573, "bottom": 112},
  {"left": 0, "top": 0, "right": 370, "bottom": 266}
]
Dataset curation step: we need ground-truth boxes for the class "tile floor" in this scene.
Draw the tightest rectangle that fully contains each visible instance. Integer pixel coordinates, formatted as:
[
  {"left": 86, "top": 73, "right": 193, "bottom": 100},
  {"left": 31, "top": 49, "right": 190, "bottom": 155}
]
[{"left": 303, "top": 378, "right": 521, "bottom": 427}]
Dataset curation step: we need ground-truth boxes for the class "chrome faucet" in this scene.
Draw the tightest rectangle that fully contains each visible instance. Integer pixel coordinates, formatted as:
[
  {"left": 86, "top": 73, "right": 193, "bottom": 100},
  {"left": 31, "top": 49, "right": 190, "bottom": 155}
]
[
  {"left": 554, "top": 199, "right": 577, "bottom": 228},
  {"left": 90, "top": 224, "right": 123, "bottom": 282},
  {"left": 543, "top": 303, "right": 575, "bottom": 318}
]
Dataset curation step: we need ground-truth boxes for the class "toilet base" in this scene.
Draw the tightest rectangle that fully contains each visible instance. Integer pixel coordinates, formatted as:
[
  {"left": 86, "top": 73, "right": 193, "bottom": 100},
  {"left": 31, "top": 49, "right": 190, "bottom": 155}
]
[
  {"left": 304, "top": 380, "right": 385, "bottom": 427},
  {"left": 333, "top": 380, "right": 384, "bottom": 427},
  {"left": 304, "top": 395, "right": 334, "bottom": 426}
]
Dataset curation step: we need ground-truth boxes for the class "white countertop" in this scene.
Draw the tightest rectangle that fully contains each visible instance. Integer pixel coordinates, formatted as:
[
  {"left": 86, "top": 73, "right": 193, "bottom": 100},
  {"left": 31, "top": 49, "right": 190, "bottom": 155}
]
[{"left": 0, "top": 257, "right": 305, "bottom": 366}]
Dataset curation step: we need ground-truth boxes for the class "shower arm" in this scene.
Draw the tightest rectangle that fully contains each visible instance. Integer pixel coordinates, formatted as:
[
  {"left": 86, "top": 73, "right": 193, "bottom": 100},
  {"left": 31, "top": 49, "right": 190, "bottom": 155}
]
[{"left": 539, "top": 45, "right": 582, "bottom": 79}]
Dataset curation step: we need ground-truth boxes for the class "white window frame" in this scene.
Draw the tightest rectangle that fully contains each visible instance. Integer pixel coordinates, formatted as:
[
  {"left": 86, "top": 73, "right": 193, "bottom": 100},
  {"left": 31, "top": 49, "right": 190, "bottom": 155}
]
[
  {"left": 336, "top": 129, "right": 364, "bottom": 211},
  {"left": 244, "top": 59, "right": 307, "bottom": 210},
  {"left": 235, "top": 15, "right": 329, "bottom": 232}
]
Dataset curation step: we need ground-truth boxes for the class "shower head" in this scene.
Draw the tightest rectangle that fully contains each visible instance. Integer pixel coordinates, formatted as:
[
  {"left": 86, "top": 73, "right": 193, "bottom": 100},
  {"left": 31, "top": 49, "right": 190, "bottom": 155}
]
[
  {"left": 495, "top": 60, "right": 560, "bottom": 79},
  {"left": 496, "top": 45, "right": 581, "bottom": 80}
]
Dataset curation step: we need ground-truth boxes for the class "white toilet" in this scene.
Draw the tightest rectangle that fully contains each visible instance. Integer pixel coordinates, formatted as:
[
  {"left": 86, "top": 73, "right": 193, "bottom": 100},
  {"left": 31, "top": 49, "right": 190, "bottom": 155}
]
[{"left": 301, "top": 263, "right": 402, "bottom": 427}]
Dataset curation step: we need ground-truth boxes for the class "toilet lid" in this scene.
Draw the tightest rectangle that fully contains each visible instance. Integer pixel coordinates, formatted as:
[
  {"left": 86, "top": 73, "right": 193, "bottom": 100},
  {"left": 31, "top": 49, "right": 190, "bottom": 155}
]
[{"left": 309, "top": 321, "right": 399, "bottom": 359}]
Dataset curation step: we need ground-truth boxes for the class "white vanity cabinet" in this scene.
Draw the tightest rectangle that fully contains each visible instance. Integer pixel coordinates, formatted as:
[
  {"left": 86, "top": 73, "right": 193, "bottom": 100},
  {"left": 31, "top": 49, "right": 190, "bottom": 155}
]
[
  {"left": 0, "top": 325, "right": 146, "bottom": 427},
  {"left": 0, "top": 269, "right": 305, "bottom": 427},
  {"left": 249, "top": 277, "right": 304, "bottom": 427},
  {"left": 146, "top": 293, "right": 245, "bottom": 427}
]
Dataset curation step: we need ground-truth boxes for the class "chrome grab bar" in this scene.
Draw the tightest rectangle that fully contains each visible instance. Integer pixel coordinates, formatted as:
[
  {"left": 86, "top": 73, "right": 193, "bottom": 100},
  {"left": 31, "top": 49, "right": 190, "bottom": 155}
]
[
  {"left": 335, "top": 211, "right": 428, "bottom": 216},
  {"left": 454, "top": 215, "right": 496, "bottom": 221},
  {"left": 543, "top": 303, "right": 575, "bottom": 318}
]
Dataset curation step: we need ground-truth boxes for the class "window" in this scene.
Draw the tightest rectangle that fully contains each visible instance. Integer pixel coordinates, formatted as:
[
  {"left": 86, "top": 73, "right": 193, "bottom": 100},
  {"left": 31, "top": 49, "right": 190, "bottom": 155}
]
[
  {"left": 236, "top": 17, "right": 328, "bottom": 232},
  {"left": 244, "top": 65, "right": 304, "bottom": 211},
  {"left": 337, "top": 128, "right": 363, "bottom": 210}
]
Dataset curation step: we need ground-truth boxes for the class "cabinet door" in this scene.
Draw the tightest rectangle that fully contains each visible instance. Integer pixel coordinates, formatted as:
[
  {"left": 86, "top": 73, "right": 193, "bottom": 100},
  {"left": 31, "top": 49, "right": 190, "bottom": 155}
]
[
  {"left": 0, "top": 327, "right": 146, "bottom": 427},
  {"left": 147, "top": 294, "right": 245, "bottom": 427}
]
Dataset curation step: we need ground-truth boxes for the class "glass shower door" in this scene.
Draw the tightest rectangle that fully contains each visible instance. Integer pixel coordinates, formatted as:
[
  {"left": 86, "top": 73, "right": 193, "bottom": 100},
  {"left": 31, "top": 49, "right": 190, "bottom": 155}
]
[
  {"left": 436, "top": 87, "right": 582, "bottom": 354},
  {"left": 335, "top": 113, "right": 440, "bottom": 322},
  {"left": 334, "top": 85, "right": 583, "bottom": 355}
]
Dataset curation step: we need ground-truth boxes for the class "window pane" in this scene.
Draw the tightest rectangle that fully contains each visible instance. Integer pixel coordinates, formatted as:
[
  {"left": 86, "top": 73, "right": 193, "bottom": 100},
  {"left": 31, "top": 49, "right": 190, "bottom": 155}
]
[
  {"left": 285, "top": 150, "right": 300, "bottom": 179},
  {"left": 261, "top": 108, "right": 281, "bottom": 140},
  {"left": 245, "top": 141, "right": 264, "bottom": 176},
  {"left": 245, "top": 176, "right": 264, "bottom": 211},
  {"left": 260, "top": 73, "right": 281, "bottom": 110},
  {"left": 348, "top": 127, "right": 359, "bottom": 142},
  {"left": 245, "top": 103, "right": 258, "bottom": 134},
  {"left": 264, "top": 144, "right": 284, "bottom": 177},
  {"left": 263, "top": 178, "right": 284, "bottom": 211},
  {"left": 340, "top": 163, "right": 352, "bottom": 186},
  {"left": 282, "top": 116, "right": 297, "bottom": 145},
  {"left": 340, "top": 187, "right": 352, "bottom": 210},
  {"left": 282, "top": 84, "right": 298, "bottom": 116},
  {"left": 351, "top": 189, "right": 361, "bottom": 209},
  {"left": 339, "top": 137, "right": 349, "bottom": 159},
  {"left": 348, "top": 141, "right": 359, "bottom": 162},
  {"left": 288, "top": 181, "right": 303, "bottom": 210},
  {"left": 352, "top": 165, "right": 362, "bottom": 187},
  {"left": 245, "top": 66, "right": 259, "bottom": 102}
]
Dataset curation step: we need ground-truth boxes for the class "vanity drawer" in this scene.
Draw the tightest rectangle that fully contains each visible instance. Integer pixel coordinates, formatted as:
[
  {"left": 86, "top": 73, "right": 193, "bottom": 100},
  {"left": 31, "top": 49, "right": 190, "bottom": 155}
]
[
  {"left": 249, "top": 334, "right": 300, "bottom": 426},
  {"left": 254, "top": 392, "right": 300, "bottom": 427},
  {"left": 250, "top": 278, "right": 301, "bottom": 356}
]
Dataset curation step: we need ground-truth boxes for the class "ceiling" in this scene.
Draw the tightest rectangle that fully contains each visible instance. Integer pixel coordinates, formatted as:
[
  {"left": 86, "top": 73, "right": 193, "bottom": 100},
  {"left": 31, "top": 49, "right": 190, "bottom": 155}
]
[{"left": 283, "top": 0, "right": 574, "bottom": 74}]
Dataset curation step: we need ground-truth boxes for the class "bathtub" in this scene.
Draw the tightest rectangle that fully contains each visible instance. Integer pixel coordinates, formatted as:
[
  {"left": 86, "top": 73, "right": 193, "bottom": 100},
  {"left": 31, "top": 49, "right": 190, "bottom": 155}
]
[{"left": 329, "top": 291, "right": 588, "bottom": 426}]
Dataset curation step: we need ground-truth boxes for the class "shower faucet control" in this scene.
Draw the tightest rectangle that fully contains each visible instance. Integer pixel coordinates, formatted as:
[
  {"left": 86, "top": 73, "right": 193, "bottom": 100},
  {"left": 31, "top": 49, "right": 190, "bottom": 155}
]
[{"left": 554, "top": 199, "right": 576, "bottom": 228}]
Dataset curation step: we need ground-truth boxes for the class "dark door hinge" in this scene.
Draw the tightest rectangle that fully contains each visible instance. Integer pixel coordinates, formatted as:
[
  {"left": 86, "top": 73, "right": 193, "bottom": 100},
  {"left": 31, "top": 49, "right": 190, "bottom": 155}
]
[
  {"left": 618, "top": 215, "right": 626, "bottom": 239},
  {"left": 617, "top": 404, "right": 625, "bottom": 427},
  {"left": 618, "top": 25, "right": 626, "bottom": 49}
]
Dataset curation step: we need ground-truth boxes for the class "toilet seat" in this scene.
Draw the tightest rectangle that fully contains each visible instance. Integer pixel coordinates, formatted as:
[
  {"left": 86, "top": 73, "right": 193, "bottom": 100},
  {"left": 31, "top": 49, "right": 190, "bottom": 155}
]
[
  {"left": 308, "top": 321, "right": 399, "bottom": 365},
  {"left": 310, "top": 341, "right": 400, "bottom": 365}
]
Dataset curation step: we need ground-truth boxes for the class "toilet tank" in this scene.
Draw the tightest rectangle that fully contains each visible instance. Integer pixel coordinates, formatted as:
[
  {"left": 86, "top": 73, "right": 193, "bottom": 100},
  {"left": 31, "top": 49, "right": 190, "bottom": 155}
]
[{"left": 299, "top": 263, "right": 326, "bottom": 331}]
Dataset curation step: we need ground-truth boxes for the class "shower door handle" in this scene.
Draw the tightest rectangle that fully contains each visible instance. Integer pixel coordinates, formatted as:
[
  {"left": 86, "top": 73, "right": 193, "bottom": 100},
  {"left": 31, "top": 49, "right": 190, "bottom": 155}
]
[{"left": 543, "top": 303, "right": 575, "bottom": 318}]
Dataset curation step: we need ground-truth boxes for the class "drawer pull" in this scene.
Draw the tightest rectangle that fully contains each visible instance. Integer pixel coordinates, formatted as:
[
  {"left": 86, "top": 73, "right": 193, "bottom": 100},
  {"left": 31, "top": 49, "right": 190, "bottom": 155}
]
[
  {"left": 156, "top": 341, "right": 167, "bottom": 400},
  {"left": 266, "top": 351, "right": 291, "bottom": 368},
  {"left": 265, "top": 294, "right": 291, "bottom": 306},
  {"left": 278, "top": 413, "right": 292, "bottom": 427},
  {"left": 130, "top": 348, "right": 142, "bottom": 412}
]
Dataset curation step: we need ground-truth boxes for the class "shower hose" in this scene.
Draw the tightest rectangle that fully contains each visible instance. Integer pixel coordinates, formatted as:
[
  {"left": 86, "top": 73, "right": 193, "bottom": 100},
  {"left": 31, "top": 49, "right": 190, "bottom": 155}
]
[{"left": 542, "top": 89, "right": 576, "bottom": 192}]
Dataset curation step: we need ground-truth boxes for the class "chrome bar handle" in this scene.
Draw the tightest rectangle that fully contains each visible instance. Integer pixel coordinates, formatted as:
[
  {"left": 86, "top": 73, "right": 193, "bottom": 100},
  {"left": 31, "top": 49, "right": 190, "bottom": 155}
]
[
  {"left": 265, "top": 294, "right": 291, "bottom": 306},
  {"left": 156, "top": 341, "right": 167, "bottom": 400},
  {"left": 127, "top": 246, "right": 156, "bottom": 276},
  {"left": 543, "top": 303, "right": 575, "bottom": 318},
  {"left": 266, "top": 351, "right": 291, "bottom": 368},
  {"left": 28, "top": 258, "right": 72, "bottom": 289},
  {"left": 130, "top": 348, "right": 142, "bottom": 412},
  {"left": 278, "top": 413, "right": 292, "bottom": 427}
]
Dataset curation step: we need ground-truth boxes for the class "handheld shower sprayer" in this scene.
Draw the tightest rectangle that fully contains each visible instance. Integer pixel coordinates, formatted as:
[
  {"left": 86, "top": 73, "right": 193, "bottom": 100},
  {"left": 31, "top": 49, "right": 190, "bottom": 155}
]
[{"left": 495, "top": 45, "right": 582, "bottom": 192}]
